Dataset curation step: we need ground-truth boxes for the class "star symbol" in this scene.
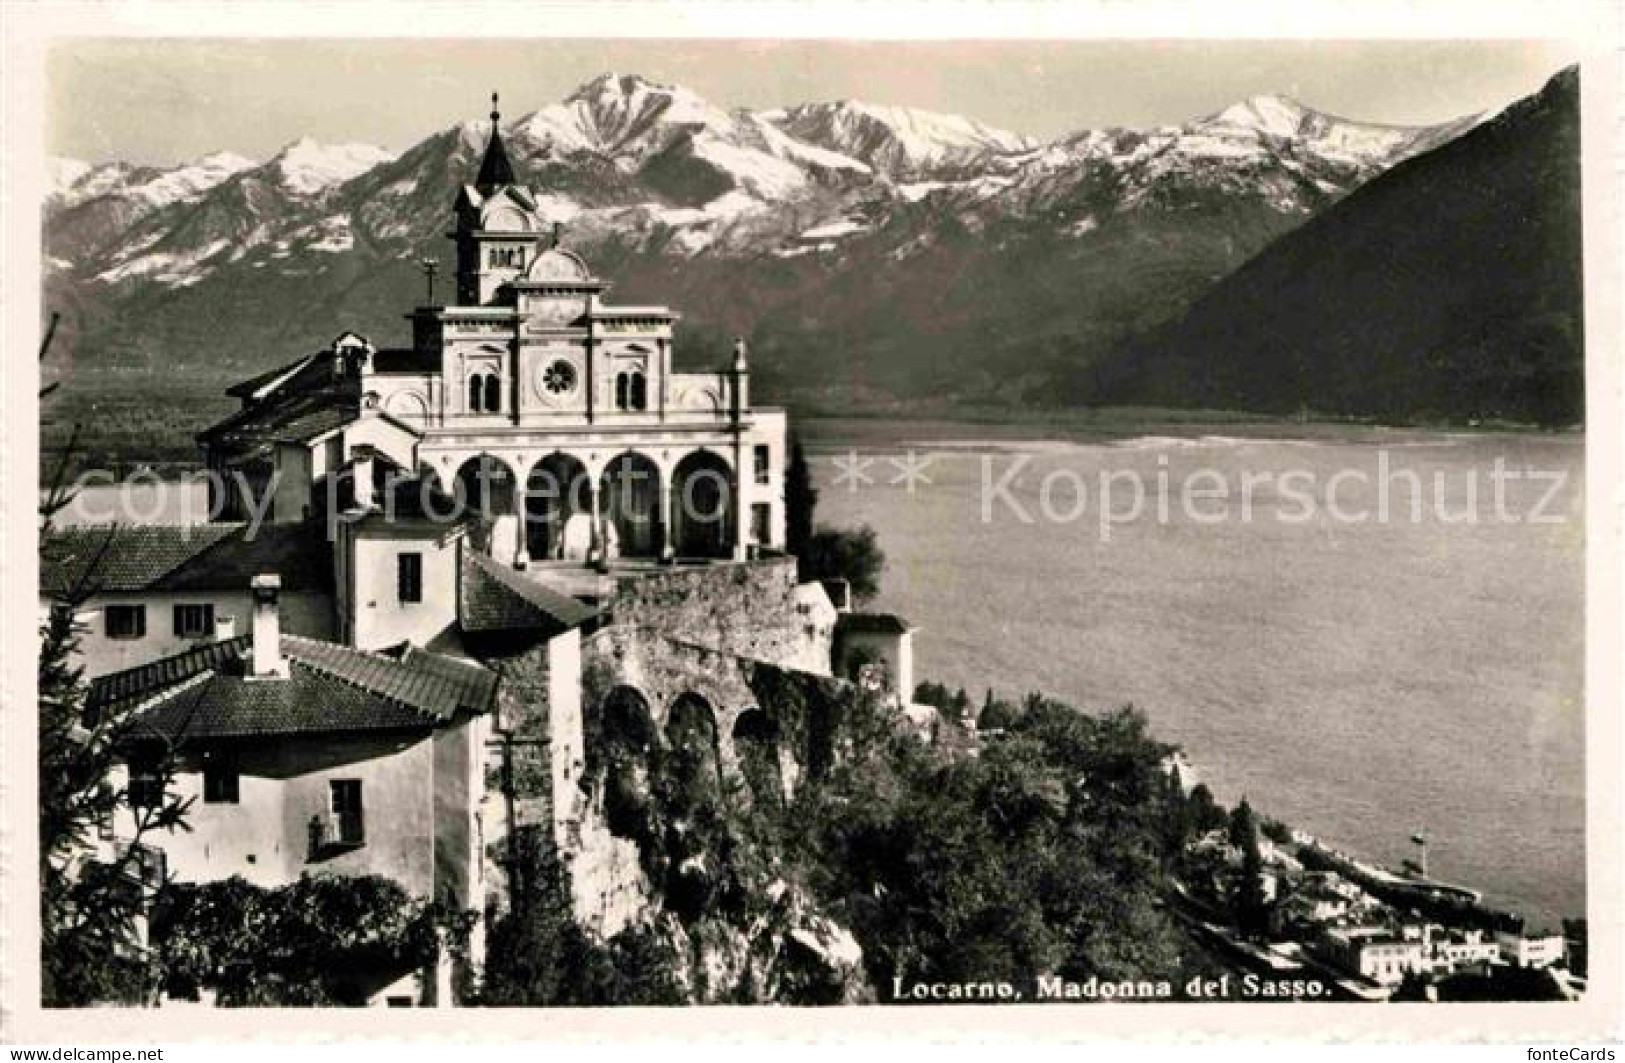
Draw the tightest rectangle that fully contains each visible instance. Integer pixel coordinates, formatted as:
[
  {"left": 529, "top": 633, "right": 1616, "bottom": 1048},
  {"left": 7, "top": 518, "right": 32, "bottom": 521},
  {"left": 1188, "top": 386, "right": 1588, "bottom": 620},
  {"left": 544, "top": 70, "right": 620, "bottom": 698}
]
[
  {"left": 889, "top": 450, "right": 934, "bottom": 493},
  {"left": 832, "top": 449, "right": 875, "bottom": 493}
]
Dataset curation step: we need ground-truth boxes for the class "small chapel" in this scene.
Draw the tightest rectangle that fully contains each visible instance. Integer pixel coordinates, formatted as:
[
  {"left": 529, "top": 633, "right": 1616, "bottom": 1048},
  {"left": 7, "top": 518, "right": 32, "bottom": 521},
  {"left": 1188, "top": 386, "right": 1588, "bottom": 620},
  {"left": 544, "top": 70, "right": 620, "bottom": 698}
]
[{"left": 200, "top": 93, "right": 786, "bottom": 570}]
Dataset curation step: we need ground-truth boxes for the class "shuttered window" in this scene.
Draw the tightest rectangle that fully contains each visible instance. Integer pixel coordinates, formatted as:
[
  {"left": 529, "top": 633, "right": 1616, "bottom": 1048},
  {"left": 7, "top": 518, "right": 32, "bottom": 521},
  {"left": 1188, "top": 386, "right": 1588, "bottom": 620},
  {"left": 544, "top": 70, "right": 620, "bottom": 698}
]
[
  {"left": 105, "top": 605, "right": 146, "bottom": 639},
  {"left": 173, "top": 602, "right": 215, "bottom": 638}
]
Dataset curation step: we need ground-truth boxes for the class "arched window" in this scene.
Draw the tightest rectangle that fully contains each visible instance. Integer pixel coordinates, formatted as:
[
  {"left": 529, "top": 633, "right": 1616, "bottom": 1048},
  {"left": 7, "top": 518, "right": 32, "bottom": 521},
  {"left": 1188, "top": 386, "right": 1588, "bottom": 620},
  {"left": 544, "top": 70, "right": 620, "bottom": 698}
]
[
  {"left": 629, "top": 371, "right": 647, "bottom": 411},
  {"left": 483, "top": 373, "right": 502, "bottom": 413},
  {"left": 614, "top": 372, "right": 629, "bottom": 411},
  {"left": 468, "top": 374, "right": 484, "bottom": 412}
]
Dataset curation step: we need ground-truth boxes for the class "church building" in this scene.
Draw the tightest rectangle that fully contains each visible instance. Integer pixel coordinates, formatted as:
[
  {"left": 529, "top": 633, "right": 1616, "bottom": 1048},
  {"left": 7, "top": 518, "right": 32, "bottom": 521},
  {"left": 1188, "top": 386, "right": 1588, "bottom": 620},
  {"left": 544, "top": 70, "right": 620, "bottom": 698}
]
[{"left": 201, "top": 94, "right": 786, "bottom": 569}]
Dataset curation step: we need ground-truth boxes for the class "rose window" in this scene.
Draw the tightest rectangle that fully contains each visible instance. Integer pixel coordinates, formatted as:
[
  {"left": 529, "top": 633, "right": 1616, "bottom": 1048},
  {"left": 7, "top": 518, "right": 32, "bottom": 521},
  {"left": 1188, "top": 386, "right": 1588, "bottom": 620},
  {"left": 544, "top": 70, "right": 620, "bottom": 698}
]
[{"left": 543, "top": 360, "right": 577, "bottom": 395}]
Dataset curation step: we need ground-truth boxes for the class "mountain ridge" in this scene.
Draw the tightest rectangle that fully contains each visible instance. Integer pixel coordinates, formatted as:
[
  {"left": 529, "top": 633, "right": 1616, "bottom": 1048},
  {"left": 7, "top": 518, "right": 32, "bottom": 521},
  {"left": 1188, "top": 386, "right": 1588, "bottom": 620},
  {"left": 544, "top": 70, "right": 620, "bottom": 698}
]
[
  {"left": 1093, "top": 67, "right": 1582, "bottom": 426},
  {"left": 44, "top": 72, "right": 1502, "bottom": 413}
]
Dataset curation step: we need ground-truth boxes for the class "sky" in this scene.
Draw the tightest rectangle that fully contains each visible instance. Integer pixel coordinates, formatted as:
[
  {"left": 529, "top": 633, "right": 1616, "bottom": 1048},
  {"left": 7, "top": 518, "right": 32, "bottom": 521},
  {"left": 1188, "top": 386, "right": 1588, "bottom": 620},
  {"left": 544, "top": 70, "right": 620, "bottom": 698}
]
[{"left": 48, "top": 38, "right": 1580, "bottom": 167}]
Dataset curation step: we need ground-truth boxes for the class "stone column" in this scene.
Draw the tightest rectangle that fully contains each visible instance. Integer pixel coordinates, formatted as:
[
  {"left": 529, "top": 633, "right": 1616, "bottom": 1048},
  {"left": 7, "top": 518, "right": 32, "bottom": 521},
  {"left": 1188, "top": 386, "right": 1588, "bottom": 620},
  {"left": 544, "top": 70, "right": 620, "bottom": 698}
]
[
  {"left": 587, "top": 481, "right": 603, "bottom": 566},
  {"left": 731, "top": 442, "right": 749, "bottom": 562},
  {"left": 658, "top": 473, "right": 675, "bottom": 564}
]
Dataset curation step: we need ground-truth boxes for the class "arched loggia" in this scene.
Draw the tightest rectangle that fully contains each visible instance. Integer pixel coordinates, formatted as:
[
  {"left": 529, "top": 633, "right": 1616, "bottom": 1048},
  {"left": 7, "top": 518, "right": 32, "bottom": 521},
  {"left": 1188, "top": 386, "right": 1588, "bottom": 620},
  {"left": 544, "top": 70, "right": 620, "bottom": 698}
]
[
  {"left": 670, "top": 450, "right": 735, "bottom": 559},
  {"left": 523, "top": 453, "right": 590, "bottom": 561},
  {"left": 600, "top": 452, "right": 662, "bottom": 559}
]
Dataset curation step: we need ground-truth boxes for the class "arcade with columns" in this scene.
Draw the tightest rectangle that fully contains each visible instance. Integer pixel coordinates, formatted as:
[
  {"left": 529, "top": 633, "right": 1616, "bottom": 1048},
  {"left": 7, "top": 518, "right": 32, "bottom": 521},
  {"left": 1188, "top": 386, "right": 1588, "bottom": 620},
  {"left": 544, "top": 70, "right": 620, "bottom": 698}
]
[{"left": 205, "top": 94, "right": 786, "bottom": 570}]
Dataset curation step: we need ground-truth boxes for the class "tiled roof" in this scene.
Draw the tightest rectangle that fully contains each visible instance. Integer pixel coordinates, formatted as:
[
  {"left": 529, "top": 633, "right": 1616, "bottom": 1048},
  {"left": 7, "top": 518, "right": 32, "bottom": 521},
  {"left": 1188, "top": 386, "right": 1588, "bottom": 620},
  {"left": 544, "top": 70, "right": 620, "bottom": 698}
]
[
  {"left": 371, "top": 347, "right": 440, "bottom": 375},
  {"left": 41, "top": 523, "right": 243, "bottom": 598},
  {"left": 459, "top": 550, "right": 597, "bottom": 634},
  {"left": 283, "top": 635, "right": 497, "bottom": 722},
  {"left": 198, "top": 388, "right": 357, "bottom": 446},
  {"left": 103, "top": 633, "right": 497, "bottom": 743},
  {"left": 129, "top": 668, "right": 440, "bottom": 742},
  {"left": 836, "top": 612, "right": 911, "bottom": 636},
  {"left": 154, "top": 519, "right": 334, "bottom": 593},
  {"left": 271, "top": 404, "right": 357, "bottom": 444},
  {"left": 42, "top": 520, "right": 335, "bottom": 598},
  {"left": 224, "top": 354, "right": 318, "bottom": 399},
  {"left": 89, "top": 635, "right": 251, "bottom": 715}
]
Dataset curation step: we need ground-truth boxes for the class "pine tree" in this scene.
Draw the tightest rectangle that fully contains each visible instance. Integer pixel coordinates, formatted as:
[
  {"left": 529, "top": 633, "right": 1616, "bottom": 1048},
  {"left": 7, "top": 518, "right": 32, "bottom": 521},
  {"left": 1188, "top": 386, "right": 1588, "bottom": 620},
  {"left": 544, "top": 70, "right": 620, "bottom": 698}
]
[
  {"left": 1228, "top": 798, "right": 1269, "bottom": 938},
  {"left": 38, "top": 314, "right": 192, "bottom": 1005},
  {"left": 784, "top": 432, "right": 817, "bottom": 560}
]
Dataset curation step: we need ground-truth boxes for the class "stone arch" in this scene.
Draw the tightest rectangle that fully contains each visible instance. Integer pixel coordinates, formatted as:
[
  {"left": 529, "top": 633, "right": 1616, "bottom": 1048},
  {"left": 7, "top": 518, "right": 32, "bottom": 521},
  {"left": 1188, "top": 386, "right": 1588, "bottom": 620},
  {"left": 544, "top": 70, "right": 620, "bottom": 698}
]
[
  {"left": 664, "top": 692, "right": 723, "bottom": 815},
  {"left": 591, "top": 685, "right": 658, "bottom": 842},
  {"left": 453, "top": 453, "right": 517, "bottom": 525},
  {"left": 600, "top": 451, "right": 662, "bottom": 559},
  {"left": 731, "top": 708, "right": 783, "bottom": 809},
  {"left": 671, "top": 449, "right": 735, "bottom": 559},
  {"left": 384, "top": 389, "right": 429, "bottom": 423},
  {"left": 523, "top": 452, "right": 590, "bottom": 561}
]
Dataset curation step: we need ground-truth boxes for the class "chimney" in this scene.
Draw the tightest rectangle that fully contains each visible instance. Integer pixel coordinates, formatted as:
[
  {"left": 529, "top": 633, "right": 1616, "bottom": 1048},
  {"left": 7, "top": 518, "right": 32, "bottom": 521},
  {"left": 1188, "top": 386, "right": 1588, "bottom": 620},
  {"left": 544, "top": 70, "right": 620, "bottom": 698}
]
[
  {"left": 213, "top": 614, "right": 237, "bottom": 642},
  {"left": 350, "top": 445, "right": 376, "bottom": 510},
  {"left": 250, "top": 573, "right": 288, "bottom": 679}
]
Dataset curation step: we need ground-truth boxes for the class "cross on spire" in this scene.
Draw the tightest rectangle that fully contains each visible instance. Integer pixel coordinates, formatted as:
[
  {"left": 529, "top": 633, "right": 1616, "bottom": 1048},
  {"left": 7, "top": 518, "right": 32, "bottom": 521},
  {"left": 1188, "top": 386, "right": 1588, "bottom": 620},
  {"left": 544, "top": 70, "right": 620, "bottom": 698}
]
[{"left": 475, "top": 89, "right": 516, "bottom": 193}]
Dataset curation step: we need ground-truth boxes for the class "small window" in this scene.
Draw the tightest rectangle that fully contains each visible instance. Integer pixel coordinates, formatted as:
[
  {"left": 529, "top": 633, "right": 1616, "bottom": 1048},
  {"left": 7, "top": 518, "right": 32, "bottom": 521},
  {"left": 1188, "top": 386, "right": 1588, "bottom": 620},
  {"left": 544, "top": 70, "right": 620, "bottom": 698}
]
[
  {"left": 128, "top": 763, "right": 164, "bottom": 809},
  {"left": 753, "top": 444, "right": 771, "bottom": 485},
  {"left": 173, "top": 603, "right": 215, "bottom": 638},
  {"left": 397, "top": 552, "right": 423, "bottom": 604},
  {"left": 483, "top": 373, "right": 501, "bottom": 413},
  {"left": 615, "top": 372, "right": 629, "bottom": 410},
  {"left": 752, "top": 503, "right": 772, "bottom": 546},
  {"left": 105, "top": 605, "right": 146, "bottom": 640},
  {"left": 203, "top": 766, "right": 239, "bottom": 804},
  {"left": 468, "top": 374, "right": 484, "bottom": 413},
  {"left": 330, "top": 779, "right": 365, "bottom": 845},
  {"left": 629, "top": 371, "right": 647, "bottom": 411}
]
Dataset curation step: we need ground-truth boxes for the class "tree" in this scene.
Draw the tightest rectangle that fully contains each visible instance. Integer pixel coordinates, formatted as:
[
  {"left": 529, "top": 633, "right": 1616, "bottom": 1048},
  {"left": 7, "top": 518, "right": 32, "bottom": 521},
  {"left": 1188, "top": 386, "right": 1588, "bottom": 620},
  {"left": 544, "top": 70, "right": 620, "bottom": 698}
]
[
  {"left": 150, "top": 875, "right": 441, "bottom": 1005},
  {"left": 800, "top": 524, "right": 886, "bottom": 603},
  {"left": 1185, "top": 783, "right": 1228, "bottom": 837},
  {"left": 38, "top": 312, "right": 193, "bottom": 1005},
  {"left": 1228, "top": 799, "right": 1269, "bottom": 938},
  {"left": 783, "top": 432, "right": 817, "bottom": 559}
]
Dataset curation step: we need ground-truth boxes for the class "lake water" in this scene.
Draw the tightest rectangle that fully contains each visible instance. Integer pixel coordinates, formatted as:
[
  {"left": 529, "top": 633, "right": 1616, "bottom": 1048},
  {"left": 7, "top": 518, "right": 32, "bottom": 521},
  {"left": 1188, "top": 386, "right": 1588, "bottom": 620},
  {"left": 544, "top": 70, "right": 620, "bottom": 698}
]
[
  {"left": 54, "top": 422, "right": 1586, "bottom": 928},
  {"left": 804, "top": 422, "right": 1585, "bottom": 930}
]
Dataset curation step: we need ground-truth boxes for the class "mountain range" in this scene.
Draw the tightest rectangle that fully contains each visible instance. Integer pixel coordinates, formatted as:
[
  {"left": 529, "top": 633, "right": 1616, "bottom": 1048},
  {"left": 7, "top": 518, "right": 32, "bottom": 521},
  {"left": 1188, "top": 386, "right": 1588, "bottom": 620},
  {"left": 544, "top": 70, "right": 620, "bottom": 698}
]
[
  {"left": 46, "top": 70, "right": 1575, "bottom": 423},
  {"left": 1098, "top": 66, "right": 1581, "bottom": 426}
]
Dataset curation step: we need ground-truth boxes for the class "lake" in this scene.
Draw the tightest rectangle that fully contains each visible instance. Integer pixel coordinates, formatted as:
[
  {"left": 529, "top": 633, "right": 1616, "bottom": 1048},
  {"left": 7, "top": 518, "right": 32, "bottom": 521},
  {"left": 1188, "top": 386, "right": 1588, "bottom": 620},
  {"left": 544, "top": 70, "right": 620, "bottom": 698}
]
[
  {"left": 53, "top": 421, "right": 1586, "bottom": 928},
  {"left": 803, "top": 421, "right": 1585, "bottom": 930}
]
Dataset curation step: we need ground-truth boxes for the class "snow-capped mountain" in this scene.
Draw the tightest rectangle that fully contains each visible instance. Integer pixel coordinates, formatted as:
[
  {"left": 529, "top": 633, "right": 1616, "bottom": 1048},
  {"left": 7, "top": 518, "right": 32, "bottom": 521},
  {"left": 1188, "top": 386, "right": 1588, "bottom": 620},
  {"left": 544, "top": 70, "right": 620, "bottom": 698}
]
[
  {"left": 43, "top": 72, "right": 1487, "bottom": 404},
  {"left": 50, "top": 151, "right": 257, "bottom": 211},
  {"left": 269, "top": 138, "right": 398, "bottom": 196},
  {"left": 766, "top": 99, "right": 1033, "bottom": 177},
  {"left": 48, "top": 158, "right": 92, "bottom": 200}
]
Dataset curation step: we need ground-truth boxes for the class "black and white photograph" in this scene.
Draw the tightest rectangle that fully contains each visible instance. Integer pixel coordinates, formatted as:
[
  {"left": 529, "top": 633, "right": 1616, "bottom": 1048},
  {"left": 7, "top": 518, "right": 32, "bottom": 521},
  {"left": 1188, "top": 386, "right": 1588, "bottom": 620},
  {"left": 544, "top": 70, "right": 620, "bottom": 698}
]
[{"left": 2, "top": 0, "right": 1621, "bottom": 1046}]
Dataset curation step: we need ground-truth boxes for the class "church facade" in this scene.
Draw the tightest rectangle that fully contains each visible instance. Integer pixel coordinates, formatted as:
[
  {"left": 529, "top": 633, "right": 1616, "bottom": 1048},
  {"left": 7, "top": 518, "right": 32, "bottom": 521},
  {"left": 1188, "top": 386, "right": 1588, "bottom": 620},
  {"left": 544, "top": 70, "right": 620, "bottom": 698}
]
[{"left": 202, "top": 96, "right": 786, "bottom": 568}]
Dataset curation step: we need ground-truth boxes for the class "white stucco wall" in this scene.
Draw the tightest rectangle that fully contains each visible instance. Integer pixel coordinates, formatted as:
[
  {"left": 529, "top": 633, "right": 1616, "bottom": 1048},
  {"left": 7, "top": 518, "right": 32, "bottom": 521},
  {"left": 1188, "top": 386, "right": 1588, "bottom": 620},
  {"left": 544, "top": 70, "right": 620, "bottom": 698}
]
[
  {"left": 69, "top": 590, "right": 333, "bottom": 679},
  {"left": 345, "top": 523, "right": 461, "bottom": 651},
  {"left": 131, "top": 730, "right": 439, "bottom": 896},
  {"left": 432, "top": 713, "right": 491, "bottom": 913},
  {"left": 837, "top": 629, "right": 915, "bottom": 706}
]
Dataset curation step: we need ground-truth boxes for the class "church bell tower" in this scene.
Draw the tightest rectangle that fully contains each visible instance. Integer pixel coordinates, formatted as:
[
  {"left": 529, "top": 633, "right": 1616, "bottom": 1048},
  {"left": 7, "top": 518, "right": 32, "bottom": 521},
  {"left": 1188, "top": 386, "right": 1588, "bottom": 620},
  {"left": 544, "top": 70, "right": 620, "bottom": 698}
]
[{"left": 452, "top": 93, "right": 543, "bottom": 306}]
